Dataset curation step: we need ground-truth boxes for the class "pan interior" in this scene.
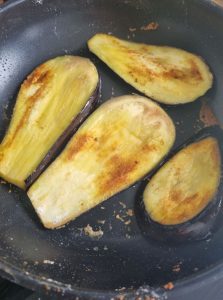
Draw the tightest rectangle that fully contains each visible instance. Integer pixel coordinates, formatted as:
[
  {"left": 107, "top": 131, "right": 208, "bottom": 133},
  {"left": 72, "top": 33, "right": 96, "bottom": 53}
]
[{"left": 0, "top": 0, "right": 223, "bottom": 292}]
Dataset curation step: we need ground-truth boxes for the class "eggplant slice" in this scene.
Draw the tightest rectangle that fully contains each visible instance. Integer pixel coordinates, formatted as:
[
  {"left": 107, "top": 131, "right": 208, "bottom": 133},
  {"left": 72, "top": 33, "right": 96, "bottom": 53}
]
[
  {"left": 0, "top": 56, "right": 99, "bottom": 189},
  {"left": 143, "top": 137, "right": 221, "bottom": 226},
  {"left": 28, "top": 95, "right": 175, "bottom": 229},
  {"left": 88, "top": 34, "right": 213, "bottom": 105}
]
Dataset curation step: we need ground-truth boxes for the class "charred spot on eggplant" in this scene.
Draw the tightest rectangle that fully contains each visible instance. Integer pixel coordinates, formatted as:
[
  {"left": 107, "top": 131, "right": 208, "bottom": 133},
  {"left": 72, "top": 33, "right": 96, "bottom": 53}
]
[
  {"left": 27, "top": 95, "right": 175, "bottom": 229},
  {"left": 0, "top": 56, "right": 99, "bottom": 189},
  {"left": 136, "top": 126, "right": 223, "bottom": 243},
  {"left": 88, "top": 34, "right": 213, "bottom": 105}
]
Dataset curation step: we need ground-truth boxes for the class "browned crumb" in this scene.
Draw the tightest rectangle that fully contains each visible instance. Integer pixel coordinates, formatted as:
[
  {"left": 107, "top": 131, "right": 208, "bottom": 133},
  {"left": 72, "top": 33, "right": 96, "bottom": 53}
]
[
  {"left": 97, "top": 220, "right": 105, "bottom": 225},
  {"left": 43, "top": 260, "right": 55, "bottom": 265},
  {"left": 116, "top": 214, "right": 125, "bottom": 222},
  {"left": 164, "top": 282, "right": 174, "bottom": 290},
  {"left": 199, "top": 101, "right": 220, "bottom": 127},
  {"left": 145, "top": 296, "right": 157, "bottom": 300},
  {"left": 115, "top": 287, "right": 126, "bottom": 291},
  {"left": 44, "top": 284, "right": 51, "bottom": 291},
  {"left": 125, "top": 220, "right": 131, "bottom": 225},
  {"left": 129, "top": 27, "right": 137, "bottom": 32},
  {"left": 212, "top": 0, "right": 223, "bottom": 8},
  {"left": 119, "top": 201, "right": 127, "bottom": 209},
  {"left": 141, "top": 22, "right": 159, "bottom": 31},
  {"left": 172, "top": 265, "right": 181, "bottom": 272},
  {"left": 84, "top": 224, "right": 103, "bottom": 238},
  {"left": 127, "top": 209, "right": 134, "bottom": 217}
]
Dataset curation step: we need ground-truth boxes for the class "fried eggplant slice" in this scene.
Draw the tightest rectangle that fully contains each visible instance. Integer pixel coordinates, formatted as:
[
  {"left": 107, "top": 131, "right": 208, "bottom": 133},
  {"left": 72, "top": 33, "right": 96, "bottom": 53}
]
[
  {"left": 0, "top": 56, "right": 99, "bottom": 189},
  {"left": 144, "top": 137, "right": 221, "bottom": 225},
  {"left": 88, "top": 34, "right": 213, "bottom": 104},
  {"left": 28, "top": 95, "right": 175, "bottom": 229}
]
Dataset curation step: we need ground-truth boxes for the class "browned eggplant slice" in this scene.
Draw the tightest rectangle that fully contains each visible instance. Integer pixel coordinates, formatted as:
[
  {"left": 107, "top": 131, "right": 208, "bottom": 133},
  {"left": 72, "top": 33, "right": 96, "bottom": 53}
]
[
  {"left": 144, "top": 137, "right": 221, "bottom": 225},
  {"left": 0, "top": 56, "right": 99, "bottom": 189},
  {"left": 27, "top": 95, "right": 175, "bottom": 229},
  {"left": 137, "top": 126, "right": 223, "bottom": 243},
  {"left": 88, "top": 34, "right": 213, "bottom": 105}
]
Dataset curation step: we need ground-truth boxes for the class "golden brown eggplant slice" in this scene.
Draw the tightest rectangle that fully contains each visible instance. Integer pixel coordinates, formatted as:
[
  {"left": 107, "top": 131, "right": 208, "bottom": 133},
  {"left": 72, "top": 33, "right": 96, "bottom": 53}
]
[
  {"left": 88, "top": 34, "right": 213, "bottom": 104},
  {"left": 28, "top": 95, "right": 175, "bottom": 229},
  {"left": 0, "top": 56, "right": 99, "bottom": 189},
  {"left": 143, "top": 137, "right": 221, "bottom": 226}
]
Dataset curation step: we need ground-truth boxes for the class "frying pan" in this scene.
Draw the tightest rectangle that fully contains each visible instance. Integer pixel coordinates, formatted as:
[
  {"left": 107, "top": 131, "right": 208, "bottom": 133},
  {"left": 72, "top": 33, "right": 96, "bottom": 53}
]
[{"left": 0, "top": 0, "right": 223, "bottom": 299}]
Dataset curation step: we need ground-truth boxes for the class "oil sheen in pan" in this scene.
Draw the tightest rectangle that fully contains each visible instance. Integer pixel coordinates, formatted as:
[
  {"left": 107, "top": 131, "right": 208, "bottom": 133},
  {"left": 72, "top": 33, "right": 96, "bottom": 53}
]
[{"left": 135, "top": 126, "right": 223, "bottom": 244}]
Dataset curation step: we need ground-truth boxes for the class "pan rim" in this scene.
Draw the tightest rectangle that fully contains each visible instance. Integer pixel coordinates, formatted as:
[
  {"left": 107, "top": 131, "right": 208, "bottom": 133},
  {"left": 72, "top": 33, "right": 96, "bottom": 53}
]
[
  {"left": 1, "top": 0, "right": 223, "bottom": 298},
  {"left": 1, "top": 255, "right": 223, "bottom": 298}
]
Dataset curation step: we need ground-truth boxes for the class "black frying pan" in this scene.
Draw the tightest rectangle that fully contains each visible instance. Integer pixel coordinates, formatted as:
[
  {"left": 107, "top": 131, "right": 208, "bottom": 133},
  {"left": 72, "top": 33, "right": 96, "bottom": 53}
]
[{"left": 0, "top": 0, "right": 223, "bottom": 299}]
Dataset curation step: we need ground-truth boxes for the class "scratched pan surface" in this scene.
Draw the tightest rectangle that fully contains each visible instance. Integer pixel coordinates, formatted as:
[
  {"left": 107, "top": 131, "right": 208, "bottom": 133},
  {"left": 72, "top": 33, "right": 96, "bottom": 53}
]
[{"left": 0, "top": 0, "right": 223, "bottom": 299}]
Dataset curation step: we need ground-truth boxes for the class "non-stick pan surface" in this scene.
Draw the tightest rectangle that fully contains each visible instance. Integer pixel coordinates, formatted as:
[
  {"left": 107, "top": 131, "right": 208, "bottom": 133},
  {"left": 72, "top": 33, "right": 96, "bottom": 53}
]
[{"left": 1, "top": 0, "right": 223, "bottom": 299}]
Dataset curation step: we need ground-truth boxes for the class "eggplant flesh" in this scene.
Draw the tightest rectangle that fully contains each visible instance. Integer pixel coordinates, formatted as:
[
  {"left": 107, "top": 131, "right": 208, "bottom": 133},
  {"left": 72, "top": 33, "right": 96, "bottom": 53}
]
[
  {"left": 143, "top": 137, "right": 221, "bottom": 226},
  {"left": 25, "top": 83, "right": 100, "bottom": 188},
  {"left": 27, "top": 95, "right": 175, "bottom": 229},
  {"left": 0, "top": 56, "right": 99, "bottom": 189},
  {"left": 88, "top": 34, "right": 213, "bottom": 105}
]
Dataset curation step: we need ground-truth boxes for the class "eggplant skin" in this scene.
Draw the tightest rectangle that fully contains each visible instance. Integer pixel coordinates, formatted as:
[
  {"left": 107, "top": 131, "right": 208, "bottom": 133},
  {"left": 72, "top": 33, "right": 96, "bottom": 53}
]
[
  {"left": 27, "top": 95, "right": 175, "bottom": 229},
  {"left": 88, "top": 34, "right": 213, "bottom": 105},
  {"left": 0, "top": 56, "right": 99, "bottom": 189},
  {"left": 25, "top": 83, "right": 100, "bottom": 188},
  {"left": 143, "top": 137, "right": 221, "bottom": 226}
]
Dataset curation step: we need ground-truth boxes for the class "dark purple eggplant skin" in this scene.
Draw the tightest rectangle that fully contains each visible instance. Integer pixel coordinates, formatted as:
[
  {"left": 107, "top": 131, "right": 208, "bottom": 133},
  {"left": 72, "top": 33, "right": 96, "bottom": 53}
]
[
  {"left": 135, "top": 126, "right": 223, "bottom": 244},
  {"left": 25, "top": 80, "right": 101, "bottom": 189}
]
